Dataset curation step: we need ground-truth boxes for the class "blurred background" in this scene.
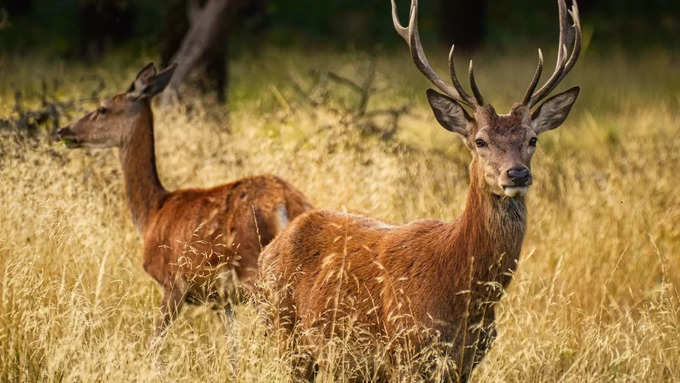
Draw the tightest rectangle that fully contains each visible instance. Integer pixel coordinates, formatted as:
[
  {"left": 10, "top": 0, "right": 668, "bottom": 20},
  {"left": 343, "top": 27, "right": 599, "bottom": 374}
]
[
  {"left": 1, "top": 2, "right": 679, "bottom": 382},
  {"left": 1, "top": 0, "right": 677, "bottom": 104}
]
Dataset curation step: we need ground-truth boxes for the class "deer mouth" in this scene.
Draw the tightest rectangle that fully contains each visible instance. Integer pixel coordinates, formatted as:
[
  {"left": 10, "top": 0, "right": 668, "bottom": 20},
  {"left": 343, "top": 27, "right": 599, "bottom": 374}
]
[
  {"left": 61, "top": 138, "right": 83, "bottom": 148},
  {"left": 55, "top": 127, "right": 83, "bottom": 148},
  {"left": 502, "top": 186, "right": 529, "bottom": 198}
]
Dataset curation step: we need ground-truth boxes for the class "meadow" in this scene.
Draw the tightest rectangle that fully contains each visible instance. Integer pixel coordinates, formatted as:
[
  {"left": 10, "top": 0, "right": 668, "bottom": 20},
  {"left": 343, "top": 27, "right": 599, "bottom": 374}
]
[{"left": 0, "top": 46, "right": 679, "bottom": 382}]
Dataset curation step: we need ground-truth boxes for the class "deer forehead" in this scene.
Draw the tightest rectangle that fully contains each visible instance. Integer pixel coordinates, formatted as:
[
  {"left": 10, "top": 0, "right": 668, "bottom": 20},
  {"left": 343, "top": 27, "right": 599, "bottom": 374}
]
[
  {"left": 474, "top": 107, "right": 532, "bottom": 142},
  {"left": 105, "top": 94, "right": 128, "bottom": 107},
  {"left": 101, "top": 93, "right": 145, "bottom": 115}
]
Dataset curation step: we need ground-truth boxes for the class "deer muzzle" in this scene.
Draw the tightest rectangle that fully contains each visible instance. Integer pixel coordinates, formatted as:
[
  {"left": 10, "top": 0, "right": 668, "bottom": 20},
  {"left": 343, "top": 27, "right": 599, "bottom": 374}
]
[
  {"left": 55, "top": 125, "right": 82, "bottom": 148},
  {"left": 502, "top": 166, "right": 532, "bottom": 197}
]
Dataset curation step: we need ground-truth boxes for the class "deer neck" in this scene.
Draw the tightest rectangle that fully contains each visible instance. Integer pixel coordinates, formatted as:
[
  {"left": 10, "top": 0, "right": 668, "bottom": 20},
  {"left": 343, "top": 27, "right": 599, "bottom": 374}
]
[
  {"left": 441, "top": 159, "right": 527, "bottom": 299},
  {"left": 118, "top": 104, "right": 167, "bottom": 234}
]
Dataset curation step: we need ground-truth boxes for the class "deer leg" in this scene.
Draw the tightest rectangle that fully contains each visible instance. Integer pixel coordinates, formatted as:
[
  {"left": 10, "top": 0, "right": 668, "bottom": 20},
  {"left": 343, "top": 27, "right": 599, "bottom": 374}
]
[
  {"left": 155, "top": 285, "right": 186, "bottom": 338},
  {"left": 148, "top": 284, "right": 186, "bottom": 369},
  {"left": 469, "top": 312, "right": 497, "bottom": 373},
  {"left": 294, "top": 351, "right": 317, "bottom": 383},
  {"left": 215, "top": 303, "right": 240, "bottom": 371},
  {"left": 217, "top": 273, "right": 250, "bottom": 370},
  {"left": 453, "top": 311, "right": 496, "bottom": 383}
]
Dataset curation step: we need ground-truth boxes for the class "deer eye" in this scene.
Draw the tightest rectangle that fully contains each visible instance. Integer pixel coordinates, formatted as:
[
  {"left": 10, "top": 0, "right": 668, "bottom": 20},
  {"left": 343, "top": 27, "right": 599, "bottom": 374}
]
[
  {"left": 97, "top": 107, "right": 108, "bottom": 115},
  {"left": 529, "top": 137, "right": 538, "bottom": 146},
  {"left": 475, "top": 139, "right": 487, "bottom": 148}
]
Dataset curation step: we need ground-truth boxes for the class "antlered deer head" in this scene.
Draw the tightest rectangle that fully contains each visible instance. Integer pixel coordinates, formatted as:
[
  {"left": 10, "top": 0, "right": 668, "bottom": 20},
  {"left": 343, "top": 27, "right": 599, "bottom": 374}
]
[{"left": 392, "top": 0, "right": 581, "bottom": 197}]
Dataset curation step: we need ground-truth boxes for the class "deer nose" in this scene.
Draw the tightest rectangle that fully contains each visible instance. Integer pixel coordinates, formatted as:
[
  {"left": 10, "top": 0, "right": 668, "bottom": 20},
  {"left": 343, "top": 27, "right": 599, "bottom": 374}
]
[
  {"left": 55, "top": 126, "right": 71, "bottom": 139},
  {"left": 507, "top": 167, "right": 531, "bottom": 186}
]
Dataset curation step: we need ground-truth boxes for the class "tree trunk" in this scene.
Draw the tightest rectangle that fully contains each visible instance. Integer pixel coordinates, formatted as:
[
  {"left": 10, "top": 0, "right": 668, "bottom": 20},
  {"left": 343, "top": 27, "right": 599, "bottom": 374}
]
[{"left": 162, "top": 0, "right": 234, "bottom": 103}]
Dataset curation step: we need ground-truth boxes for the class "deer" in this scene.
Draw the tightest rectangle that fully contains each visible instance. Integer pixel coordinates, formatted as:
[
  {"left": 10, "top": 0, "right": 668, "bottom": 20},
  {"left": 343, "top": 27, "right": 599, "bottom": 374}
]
[
  {"left": 55, "top": 63, "right": 312, "bottom": 341},
  {"left": 258, "top": 0, "right": 581, "bottom": 381}
]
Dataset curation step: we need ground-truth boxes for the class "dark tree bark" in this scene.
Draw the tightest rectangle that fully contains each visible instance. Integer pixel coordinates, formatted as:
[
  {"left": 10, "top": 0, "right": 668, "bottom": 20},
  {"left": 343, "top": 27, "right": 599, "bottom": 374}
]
[
  {"left": 439, "top": 0, "right": 487, "bottom": 50},
  {"left": 159, "top": 0, "right": 268, "bottom": 104},
  {"left": 161, "top": 0, "right": 237, "bottom": 104}
]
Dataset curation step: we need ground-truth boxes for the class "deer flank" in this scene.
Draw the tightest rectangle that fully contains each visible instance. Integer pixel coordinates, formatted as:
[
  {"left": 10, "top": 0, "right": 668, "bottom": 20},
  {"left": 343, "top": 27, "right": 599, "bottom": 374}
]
[{"left": 259, "top": 0, "right": 581, "bottom": 380}]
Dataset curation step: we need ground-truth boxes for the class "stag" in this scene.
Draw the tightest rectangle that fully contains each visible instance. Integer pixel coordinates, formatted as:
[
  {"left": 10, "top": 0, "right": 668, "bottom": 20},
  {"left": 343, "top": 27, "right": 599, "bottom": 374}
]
[
  {"left": 259, "top": 0, "right": 581, "bottom": 380},
  {"left": 56, "top": 63, "right": 312, "bottom": 339}
]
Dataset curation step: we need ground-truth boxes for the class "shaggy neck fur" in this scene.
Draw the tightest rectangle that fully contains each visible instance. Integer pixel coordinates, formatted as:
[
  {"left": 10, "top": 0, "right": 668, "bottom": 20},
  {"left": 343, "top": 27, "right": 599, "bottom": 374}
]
[
  {"left": 118, "top": 103, "right": 167, "bottom": 233},
  {"left": 439, "top": 157, "right": 527, "bottom": 303}
]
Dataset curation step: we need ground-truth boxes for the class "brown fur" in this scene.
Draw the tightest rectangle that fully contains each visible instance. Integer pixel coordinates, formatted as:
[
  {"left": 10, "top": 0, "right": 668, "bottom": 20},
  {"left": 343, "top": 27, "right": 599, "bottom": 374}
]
[
  {"left": 57, "top": 63, "right": 312, "bottom": 336},
  {"left": 261, "top": 1, "right": 581, "bottom": 378},
  {"left": 127, "top": 107, "right": 311, "bottom": 332},
  {"left": 260, "top": 155, "right": 524, "bottom": 381},
  {"left": 259, "top": 92, "right": 579, "bottom": 382}
]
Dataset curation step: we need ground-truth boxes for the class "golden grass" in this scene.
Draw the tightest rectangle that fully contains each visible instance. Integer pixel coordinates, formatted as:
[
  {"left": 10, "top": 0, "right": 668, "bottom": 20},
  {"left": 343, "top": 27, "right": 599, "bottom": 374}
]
[{"left": 0, "top": 47, "right": 679, "bottom": 382}]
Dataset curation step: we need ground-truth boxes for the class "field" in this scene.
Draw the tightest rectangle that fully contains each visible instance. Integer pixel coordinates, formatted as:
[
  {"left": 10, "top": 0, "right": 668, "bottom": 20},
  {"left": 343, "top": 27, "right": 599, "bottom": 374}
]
[{"left": 1, "top": 46, "right": 679, "bottom": 382}]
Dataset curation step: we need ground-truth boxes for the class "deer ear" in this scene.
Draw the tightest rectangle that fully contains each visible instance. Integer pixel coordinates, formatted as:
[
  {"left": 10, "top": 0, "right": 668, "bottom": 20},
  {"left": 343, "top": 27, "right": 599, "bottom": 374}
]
[
  {"left": 426, "top": 89, "right": 472, "bottom": 137},
  {"left": 141, "top": 64, "right": 177, "bottom": 98},
  {"left": 127, "top": 63, "right": 176, "bottom": 100},
  {"left": 531, "top": 87, "right": 580, "bottom": 134},
  {"left": 128, "top": 63, "right": 157, "bottom": 94}
]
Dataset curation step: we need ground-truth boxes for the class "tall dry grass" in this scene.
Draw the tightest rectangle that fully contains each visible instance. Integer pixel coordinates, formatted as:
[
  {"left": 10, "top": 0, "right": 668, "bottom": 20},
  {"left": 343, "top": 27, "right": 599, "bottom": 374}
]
[{"left": 0, "top": 48, "right": 678, "bottom": 382}]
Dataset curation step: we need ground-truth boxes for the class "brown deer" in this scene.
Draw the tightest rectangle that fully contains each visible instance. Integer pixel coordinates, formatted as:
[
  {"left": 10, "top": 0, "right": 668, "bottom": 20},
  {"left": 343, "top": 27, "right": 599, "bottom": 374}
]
[
  {"left": 259, "top": 0, "right": 581, "bottom": 380},
  {"left": 56, "top": 63, "right": 312, "bottom": 338}
]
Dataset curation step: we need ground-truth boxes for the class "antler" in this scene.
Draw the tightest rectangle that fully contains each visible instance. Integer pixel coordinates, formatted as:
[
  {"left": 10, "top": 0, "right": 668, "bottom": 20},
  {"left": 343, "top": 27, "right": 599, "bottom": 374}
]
[
  {"left": 391, "top": 0, "right": 482, "bottom": 107},
  {"left": 524, "top": 0, "right": 582, "bottom": 107}
]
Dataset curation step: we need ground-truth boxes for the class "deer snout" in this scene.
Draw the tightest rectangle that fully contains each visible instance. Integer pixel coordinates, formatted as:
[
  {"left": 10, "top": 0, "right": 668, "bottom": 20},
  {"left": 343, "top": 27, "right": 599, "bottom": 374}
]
[
  {"left": 55, "top": 126, "right": 70, "bottom": 138},
  {"left": 506, "top": 167, "right": 532, "bottom": 187},
  {"left": 55, "top": 125, "right": 82, "bottom": 148}
]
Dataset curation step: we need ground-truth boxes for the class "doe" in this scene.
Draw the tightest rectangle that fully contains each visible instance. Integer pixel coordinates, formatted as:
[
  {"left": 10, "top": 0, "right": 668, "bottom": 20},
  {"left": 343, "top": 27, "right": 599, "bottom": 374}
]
[
  {"left": 57, "top": 63, "right": 311, "bottom": 338},
  {"left": 259, "top": 0, "right": 581, "bottom": 381}
]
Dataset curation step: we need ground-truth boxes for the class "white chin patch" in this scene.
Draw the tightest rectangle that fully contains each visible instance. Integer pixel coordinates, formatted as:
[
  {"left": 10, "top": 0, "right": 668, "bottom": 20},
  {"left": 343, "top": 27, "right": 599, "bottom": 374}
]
[{"left": 503, "top": 186, "right": 529, "bottom": 198}]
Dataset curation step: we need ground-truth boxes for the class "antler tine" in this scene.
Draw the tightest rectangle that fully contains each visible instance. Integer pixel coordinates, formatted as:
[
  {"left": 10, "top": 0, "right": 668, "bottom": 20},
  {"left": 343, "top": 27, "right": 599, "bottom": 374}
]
[
  {"left": 527, "top": 0, "right": 582, "bottom": 107},
  {"left": 555, "top": 0, "right": 569, "bottom": 69},
  {"left": 557, "top": 1, "right": 582, "bottom": 83},
  {"left": 390, "top": 0, "right": 410, "bottom": 41},
  {"left": 468, "top": 60, "right": 485, "bottom": 106},
  {"left": 522, "top": 49, "right": 544, "bottom": 105},
  {"left": 448, "top": 45, "right": 475, "bottom": 106},
  {"left": 391, "top": 0, "right": 474, "bottom": 107}
]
